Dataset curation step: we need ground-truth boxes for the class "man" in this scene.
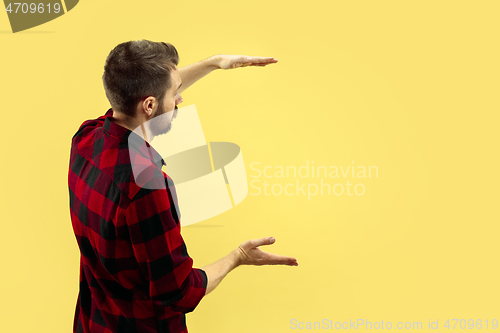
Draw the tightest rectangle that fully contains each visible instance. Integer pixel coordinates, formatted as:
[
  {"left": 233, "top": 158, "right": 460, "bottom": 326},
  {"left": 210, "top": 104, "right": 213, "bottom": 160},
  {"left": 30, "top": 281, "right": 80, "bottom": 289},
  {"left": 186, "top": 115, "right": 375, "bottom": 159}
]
[{"left": 68, "top": 39, "right": 298, "bottom": 333}]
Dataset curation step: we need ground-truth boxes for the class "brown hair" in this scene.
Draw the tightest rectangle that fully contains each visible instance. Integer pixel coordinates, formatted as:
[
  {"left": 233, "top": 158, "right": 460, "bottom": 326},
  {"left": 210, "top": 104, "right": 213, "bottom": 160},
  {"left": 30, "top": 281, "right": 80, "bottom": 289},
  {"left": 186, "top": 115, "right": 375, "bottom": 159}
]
[{"left": 102, "top": 40, "right": 179, "bottom": 116}]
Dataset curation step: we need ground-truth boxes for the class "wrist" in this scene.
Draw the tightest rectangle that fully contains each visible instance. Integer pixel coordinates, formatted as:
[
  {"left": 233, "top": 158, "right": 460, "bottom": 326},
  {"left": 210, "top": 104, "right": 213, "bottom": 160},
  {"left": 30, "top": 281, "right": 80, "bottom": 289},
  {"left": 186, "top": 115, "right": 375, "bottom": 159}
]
[
  {"left": 229, "top": 248, "right": 242, "bottom": 269},
  {"left": 206, "top": 54, "right": 222, "bottom": 70}
]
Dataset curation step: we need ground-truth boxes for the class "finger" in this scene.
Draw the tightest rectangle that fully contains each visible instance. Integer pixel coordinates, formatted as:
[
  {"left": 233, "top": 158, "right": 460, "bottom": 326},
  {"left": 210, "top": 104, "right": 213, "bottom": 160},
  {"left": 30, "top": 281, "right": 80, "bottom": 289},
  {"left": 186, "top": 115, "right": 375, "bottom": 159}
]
[
  {"left": 262, "top": 252, "right": 298, "bottom": 266},
  {"left": 246, "top": 56, "right": 277, "bottom": 64},
  {"left": 248, "top": 63, "right": 274, "bottom": 67},
  {"left": 244, "top": 236, "right": 275, "bottom": 249}
]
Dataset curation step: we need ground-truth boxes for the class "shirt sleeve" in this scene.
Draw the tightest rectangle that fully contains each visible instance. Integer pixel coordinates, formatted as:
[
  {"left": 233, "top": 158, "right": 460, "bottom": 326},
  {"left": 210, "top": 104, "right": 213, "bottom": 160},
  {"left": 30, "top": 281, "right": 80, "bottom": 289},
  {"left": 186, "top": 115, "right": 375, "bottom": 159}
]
[{"left": 124, "top": 174, "right": 207, "bottom": 315}]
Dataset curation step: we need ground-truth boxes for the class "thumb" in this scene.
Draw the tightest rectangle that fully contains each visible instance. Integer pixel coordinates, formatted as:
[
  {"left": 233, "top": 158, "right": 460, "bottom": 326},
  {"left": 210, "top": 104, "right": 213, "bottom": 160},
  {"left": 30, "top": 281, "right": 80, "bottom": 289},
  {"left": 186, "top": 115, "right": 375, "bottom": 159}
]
[
  {"left": 243, "top": 237, "right": 275, "bottom": 249},
  {"left": 253, "top": 236, "right": 275, "bottom": 247}
]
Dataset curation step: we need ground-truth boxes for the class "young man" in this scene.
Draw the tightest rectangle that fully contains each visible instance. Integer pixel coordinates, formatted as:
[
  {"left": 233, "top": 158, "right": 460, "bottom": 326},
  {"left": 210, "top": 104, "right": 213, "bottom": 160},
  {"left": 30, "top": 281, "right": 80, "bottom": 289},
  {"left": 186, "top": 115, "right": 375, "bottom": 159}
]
[{"left": 68, "top": 40, "right": 298, "bottom": 333}]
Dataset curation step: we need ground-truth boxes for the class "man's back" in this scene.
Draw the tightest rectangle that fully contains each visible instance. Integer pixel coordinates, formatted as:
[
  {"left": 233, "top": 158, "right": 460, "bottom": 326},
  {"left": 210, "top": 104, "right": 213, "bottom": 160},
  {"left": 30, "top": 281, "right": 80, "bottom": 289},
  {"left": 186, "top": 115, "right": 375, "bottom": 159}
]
[{"left": 68, "top": 109, "right": 207, "bottom": 333}]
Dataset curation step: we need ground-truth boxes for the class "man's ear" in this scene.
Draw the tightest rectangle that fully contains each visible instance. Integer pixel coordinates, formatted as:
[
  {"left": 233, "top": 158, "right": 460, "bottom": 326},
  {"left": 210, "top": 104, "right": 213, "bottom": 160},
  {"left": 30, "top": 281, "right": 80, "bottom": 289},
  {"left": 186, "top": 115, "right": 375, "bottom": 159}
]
[{"left": 141, "top": 96, "right": 156, "bottom": 116}]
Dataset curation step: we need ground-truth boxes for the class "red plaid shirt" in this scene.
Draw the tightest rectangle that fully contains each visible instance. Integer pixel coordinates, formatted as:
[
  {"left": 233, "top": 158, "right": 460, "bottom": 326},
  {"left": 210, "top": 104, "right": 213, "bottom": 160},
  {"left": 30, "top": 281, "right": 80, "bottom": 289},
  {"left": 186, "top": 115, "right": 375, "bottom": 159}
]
[{"left": 68, "top": 109, "right": 207, "bottom": 333}]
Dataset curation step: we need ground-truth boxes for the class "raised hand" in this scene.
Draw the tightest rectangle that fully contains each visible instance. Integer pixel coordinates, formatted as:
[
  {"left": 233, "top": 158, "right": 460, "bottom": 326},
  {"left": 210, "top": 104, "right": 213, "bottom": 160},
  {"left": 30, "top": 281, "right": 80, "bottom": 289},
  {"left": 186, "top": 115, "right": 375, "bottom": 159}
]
[{"left": 217, "top": 54, "right": 278, "bottom": 70}]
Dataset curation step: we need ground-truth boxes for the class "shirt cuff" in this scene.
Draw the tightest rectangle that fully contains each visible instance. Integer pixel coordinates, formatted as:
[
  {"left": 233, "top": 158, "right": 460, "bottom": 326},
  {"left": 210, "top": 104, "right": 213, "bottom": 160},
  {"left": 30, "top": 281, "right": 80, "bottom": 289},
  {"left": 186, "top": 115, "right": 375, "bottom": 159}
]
[
  {"left": 182, "top": 268, "right": 208, "bottom": 314},
  {"left": 196, "top": 268, "right": 208, "bottom": 290}
]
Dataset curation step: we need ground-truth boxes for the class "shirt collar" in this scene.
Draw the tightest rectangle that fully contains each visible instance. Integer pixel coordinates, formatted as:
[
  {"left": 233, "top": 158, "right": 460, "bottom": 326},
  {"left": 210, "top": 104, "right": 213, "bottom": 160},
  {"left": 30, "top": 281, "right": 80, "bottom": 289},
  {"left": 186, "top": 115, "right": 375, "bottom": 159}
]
[{"left": 103, "top": 108, "right": 166, "bottom": 169}]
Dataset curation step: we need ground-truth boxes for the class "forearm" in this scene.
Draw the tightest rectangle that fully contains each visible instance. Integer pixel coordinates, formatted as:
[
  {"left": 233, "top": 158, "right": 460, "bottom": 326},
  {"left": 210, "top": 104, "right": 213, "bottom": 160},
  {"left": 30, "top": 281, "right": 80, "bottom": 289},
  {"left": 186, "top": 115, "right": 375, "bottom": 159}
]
[
  {"left": 177, "top": 55, "right": 221, "bottom": 93},
  {"left": 201, "top": 249, "right": 241, "bottom": 295}
]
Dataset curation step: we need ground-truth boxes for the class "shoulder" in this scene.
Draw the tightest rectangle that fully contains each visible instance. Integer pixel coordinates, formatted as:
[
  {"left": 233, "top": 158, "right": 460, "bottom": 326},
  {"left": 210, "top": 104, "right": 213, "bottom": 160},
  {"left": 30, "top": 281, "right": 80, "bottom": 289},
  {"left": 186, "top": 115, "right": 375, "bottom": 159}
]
[{"left": 71, "top": 109, "right": 111, "bottom": 140}]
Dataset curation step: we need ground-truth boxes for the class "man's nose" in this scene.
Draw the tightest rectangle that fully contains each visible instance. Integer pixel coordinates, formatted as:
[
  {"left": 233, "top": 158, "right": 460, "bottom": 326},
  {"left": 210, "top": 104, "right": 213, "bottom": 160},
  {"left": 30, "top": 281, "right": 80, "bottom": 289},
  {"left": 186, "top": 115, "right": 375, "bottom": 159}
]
[{"left": 176, "top": 95, "right": 183, "bottom": 105}]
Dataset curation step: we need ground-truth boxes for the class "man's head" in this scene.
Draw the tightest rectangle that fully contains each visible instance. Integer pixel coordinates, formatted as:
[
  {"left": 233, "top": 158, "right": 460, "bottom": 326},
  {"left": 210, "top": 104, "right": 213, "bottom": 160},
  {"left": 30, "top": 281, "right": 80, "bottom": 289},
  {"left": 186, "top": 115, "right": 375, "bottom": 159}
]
[{"left": 102, "top": 40, "right": 183, "bottom": 137}]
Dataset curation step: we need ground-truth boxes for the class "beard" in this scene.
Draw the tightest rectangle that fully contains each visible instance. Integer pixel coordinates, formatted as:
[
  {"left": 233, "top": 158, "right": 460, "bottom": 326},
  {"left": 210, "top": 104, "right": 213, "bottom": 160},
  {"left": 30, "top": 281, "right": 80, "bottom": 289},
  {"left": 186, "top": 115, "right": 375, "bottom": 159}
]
[{"left": 149, "top": 104, "right": 178, "bottom": 138}]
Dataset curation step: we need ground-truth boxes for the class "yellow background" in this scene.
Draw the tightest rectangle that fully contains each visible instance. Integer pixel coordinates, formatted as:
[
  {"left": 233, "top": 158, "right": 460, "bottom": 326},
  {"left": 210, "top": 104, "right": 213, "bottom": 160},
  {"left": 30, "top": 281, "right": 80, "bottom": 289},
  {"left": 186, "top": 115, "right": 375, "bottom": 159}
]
[{"left": 1, "top": 0, "right": 499, "bottom": 332}]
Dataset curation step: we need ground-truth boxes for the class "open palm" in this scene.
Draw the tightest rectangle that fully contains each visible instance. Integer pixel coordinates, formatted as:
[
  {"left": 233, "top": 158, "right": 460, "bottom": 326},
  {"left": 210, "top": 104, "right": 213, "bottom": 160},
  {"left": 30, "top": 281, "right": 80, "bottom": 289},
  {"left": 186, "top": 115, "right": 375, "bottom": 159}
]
[{"left": 237, "top": 237, "right": 298, "bottom": 266}]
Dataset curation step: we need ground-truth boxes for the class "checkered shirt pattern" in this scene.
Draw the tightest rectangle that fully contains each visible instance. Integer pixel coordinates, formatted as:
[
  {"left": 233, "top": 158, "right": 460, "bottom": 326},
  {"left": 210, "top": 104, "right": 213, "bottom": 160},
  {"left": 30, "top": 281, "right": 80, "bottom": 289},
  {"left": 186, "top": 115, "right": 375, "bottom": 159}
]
[{"left": 68, "top": 109, "right": 207, "bottom": 333}]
